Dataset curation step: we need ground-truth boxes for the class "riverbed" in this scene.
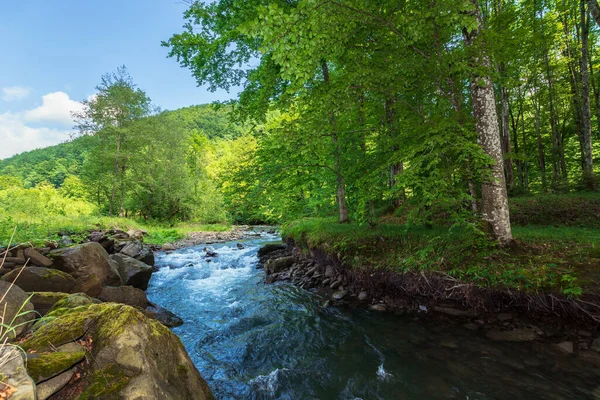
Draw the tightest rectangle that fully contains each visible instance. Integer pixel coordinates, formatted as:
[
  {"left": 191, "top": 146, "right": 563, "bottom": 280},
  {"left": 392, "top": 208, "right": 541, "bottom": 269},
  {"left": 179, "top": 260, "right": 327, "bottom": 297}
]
[{"left": 146, "top": 232, "right": 600, "bottom": 399}]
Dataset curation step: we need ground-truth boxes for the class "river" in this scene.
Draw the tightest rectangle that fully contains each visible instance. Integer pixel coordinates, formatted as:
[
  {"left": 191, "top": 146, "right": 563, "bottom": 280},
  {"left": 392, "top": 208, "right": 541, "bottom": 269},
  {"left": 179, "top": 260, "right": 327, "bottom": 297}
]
[{"left": 146, "top": 232, "right": 600, "bottom": 400}]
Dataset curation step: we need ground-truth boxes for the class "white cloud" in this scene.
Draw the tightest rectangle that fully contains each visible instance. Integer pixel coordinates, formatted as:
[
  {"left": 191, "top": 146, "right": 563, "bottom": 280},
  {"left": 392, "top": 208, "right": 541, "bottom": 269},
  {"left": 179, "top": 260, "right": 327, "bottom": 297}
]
[
  {"left": 0, "top": 112, "right": 71, "bottom": 159},
  {"left": 24, "top": 91, "right": 84, "bottom": 126},
  {"left": 2, "top": 86, "right": 32, "bottom": 101}
]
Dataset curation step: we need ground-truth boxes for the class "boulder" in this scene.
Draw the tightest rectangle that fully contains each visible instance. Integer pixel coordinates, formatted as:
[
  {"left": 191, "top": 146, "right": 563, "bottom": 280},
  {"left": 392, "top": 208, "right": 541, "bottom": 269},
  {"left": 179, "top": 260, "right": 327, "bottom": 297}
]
[
  {"left": 127, "top": 229, "right": 147, "bottom": 240},
  {"left": 264, "top": 256, "right": 295, "bottom": 275},
  {"left": 99, "top": 286, "right": 148, "bottom": 308},
  {"left": 145, "top": 303, "right": 184, "bottom": 327},
  {"left": 50, "top": 242, "right": 121, "bottom": 286},
  {"left": 120, "top": 240, "right": 155, "bottom": 266},
  {"left": 257, "top": 243, "right": 286, "bottom": 258},
  {"left": 485, "top": 328, "right": 537, "bottom": 342},
  {"left": 23, "top": 247, "right": 53, "bottom": 267},
  {"left": 22, "top": 304, "right": 214, "bottom": 399},
  {"left": 2, "top": 267, "right": 76, "bottom": 293},
  {"left": 72, "top": 274, "right": 103, "bottom": 297},
  {"left": 48, "top": 293, "right": 98, "bottom": 315},
  {"left": 110, "top": 253, "right": 153, "bottom": 290},
  {"left": 0, "top": 281, "right": 35, "bottom": 338},
  {"left": 28, "top": 292, "right": 69, "bottom": 316},
  {"left": 0, "top": 345, "right": 36, "bottom": 399}
]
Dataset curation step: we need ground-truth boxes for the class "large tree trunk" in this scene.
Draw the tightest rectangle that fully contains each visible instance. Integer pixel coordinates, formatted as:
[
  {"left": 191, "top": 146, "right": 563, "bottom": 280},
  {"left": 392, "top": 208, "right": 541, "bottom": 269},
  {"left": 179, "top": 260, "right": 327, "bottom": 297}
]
[
  {"left": 588, "top": 0, "right": 600, "bottom": 27},
  {"left": 322, "top": 61, "right": 349, "bottom": 223},
  {"left": 463, "top": 0, "right": 513, "bottom": 244},
  {"left": 385, "top": 98, "right": 405, "bottom": 206},
  {"left": 581, "top": 0, "right": 595, "bottom": 185}
]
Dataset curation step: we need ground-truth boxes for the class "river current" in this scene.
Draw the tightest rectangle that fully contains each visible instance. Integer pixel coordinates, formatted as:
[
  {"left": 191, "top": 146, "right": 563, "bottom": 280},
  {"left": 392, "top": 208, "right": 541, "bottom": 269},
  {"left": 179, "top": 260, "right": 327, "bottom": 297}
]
[{"left": 146, "top": 232, "right": 600, "bottom": 400}]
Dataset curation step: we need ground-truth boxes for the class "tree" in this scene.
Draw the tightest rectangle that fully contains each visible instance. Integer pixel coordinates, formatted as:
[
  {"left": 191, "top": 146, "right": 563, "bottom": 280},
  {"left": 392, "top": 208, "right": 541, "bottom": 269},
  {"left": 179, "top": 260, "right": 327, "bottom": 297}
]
[{"left": 74, "top": 66, "right": 151, "bottom": 215}]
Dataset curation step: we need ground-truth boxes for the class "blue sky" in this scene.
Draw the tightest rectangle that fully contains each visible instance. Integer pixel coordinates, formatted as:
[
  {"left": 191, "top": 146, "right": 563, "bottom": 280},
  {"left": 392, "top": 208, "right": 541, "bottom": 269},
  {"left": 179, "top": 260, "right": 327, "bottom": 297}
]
[{"left": 0, "top": 0, "right": 238, "bottom": 159}]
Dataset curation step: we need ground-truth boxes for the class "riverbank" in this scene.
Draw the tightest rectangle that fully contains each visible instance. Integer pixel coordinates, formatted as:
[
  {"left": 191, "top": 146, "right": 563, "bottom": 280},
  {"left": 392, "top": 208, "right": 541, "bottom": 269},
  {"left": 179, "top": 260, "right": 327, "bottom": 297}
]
[
  {"left": 260, "top": 218, "right": 600, "bottom": 366},
  {"left": 0, "top": 227, "right": 220, "bottom": 399}
]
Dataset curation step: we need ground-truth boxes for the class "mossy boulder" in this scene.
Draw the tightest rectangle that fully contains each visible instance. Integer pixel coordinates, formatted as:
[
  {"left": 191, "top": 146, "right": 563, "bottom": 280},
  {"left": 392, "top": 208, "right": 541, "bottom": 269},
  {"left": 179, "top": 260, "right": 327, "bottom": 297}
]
[
  {"left": 26, "top": 350, "right": 85, "bottom": 383},
  {"left": 49, "top": 242, "right": 121, "bottom": 286},
  {"left": 0, "top": 281, "right": 35, "bottom": 338},
  {"left": 48, "top": 293, "right": 98, "bottom": 314},
  {"left": 22, "top": 303, "right": 214, "bottom": 399},
  {"left": 27, "top": 292, "right": 69, "bottom": 316},
  {"left": 2, "top": 267, "right": 75, "bottom": 293},
  {"left": 110, "top": 253, "right": 153, "bottom": 290}
]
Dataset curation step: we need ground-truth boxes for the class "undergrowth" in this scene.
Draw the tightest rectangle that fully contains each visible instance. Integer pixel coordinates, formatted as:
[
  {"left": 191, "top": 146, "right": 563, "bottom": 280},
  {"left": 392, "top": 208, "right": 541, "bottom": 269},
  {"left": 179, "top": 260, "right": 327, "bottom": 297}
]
[
  {"left": 0, "top": 214, "right": 232, "bottom": 247},
  {"left": 283, "top": 218, "right": 599, "bottom": 296}
]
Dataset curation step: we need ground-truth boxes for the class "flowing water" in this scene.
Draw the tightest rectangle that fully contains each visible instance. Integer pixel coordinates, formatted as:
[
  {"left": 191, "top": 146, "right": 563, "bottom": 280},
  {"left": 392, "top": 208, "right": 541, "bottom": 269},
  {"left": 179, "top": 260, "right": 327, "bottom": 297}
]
[{"left": 147, "top": 232, "right": 600, "bottom": 400}]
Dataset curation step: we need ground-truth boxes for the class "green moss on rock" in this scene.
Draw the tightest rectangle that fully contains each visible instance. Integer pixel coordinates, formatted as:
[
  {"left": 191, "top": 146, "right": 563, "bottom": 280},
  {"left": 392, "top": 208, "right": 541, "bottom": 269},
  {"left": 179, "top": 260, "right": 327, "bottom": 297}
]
[
  {"left": 26, "top": 351, "right": 85, "bottom": 383},
  {"left": 47, "top": 293, "right": 95, "bottom": 314},
  {"left": 78, "top": 363, "right": 131, "bottom": 400}
]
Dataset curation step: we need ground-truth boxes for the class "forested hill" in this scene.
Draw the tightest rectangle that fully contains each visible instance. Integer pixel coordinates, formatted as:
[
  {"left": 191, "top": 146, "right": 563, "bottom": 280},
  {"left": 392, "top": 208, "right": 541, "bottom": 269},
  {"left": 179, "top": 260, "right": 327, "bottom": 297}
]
[
  {"left": 0, "top": 135, "right": 94, "bottom": 188},
  {"left": 0, "top": 103, "right": 242, "bottom": 189}
]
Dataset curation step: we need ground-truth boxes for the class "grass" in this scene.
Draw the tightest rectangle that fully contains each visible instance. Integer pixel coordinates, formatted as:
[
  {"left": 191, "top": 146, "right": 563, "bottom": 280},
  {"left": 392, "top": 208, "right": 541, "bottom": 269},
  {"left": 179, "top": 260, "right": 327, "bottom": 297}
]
[
  {"left": 282, "top": 217, "right": 600, "bottom": 296},
  {"left": 0, "top": 214, "right": 233, "bottom": 247}
]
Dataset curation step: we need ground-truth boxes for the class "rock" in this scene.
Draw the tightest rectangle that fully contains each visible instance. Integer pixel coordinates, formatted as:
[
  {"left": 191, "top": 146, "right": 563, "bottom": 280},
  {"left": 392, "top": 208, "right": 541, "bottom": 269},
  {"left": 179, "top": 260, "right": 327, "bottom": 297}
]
[
  {"left": 434, "top": 306, "right": 477, "bottom": 318},
  {"left": 50, "top": 242, "right": 121, "bottom": 286},
  {"left": 264, "top": 256, "right": 295, "bottom": 275},
  {"left": 590, "top": 337, "right": 600, "bottom": 352},
  {"left": 205, "top": 250, "right": 218, "bottom": 258},
  {"left": 236, "top": 243, "right": 244, "bottom": 249},
  {"left": 72, "top": 274, "right": 103, "bottom": 297},
  {"left": 554, "top": 341, "right": 574, "bottom": 354},
  {"left": 0, "top": 281, "right": 35, "bottom": 338},
  {"left": 99, "top": 286, "right": 148, "bottom": 308},
  {"left": 325, "top": 265, "right": 336, "bottom": 279},
  {"left": 60, "top": 236, "right": 73, "bottom": 246},
  {"left": 120, "top": 241, "right": 155, "bottom": 266},
  {"left": 257, "top": 243, "right": 286, "bottom": 257},
  {"left": 332, "top": 290, "right": 348, "bottom": 300},
  {"left": 110, "top": 253, "right": 153, "bottom": 290},
  {"left": 56, "top": 342, "right": 85, "bottom": 353},
  {"left": 0, "top": 345, "right": 36, "bottom": 399},
  {"left": 369, "top": 304, "right": 387, "bottom": 312},
  {"left": 127, "top": 228, "right": 147, "bottom": 240},
  {"left": 2, "top": 267, "right": 76, "bottom": 293},
  {"left": 26, "top": 350, "right": 85, "bottom": 383},
  {"left": 485, "top": 328, "right": 536, "bottom": 342},
  {"left": 22, "top": 303, "right": 213, "bottom": 399},
  {"left": 36, "top": 368, "right": 75, "bottom": 400},
  {"left": 579, "top": 329, "right": 592, "bottom": 337},
  {"left": 4, "top": 256, "right": 25, "bottom": 264},
  {"left": 28, "top": 292, "right": 69, "bottom": 316},
  {"left": 89, "top": 231, "right": 105, "bottom": 242},
  {"left": 578, "top": 350, "right": 600, "bottom": 366},
  {"left": 463, "top": 323, "right": 480, "bottom": 331},
  {"left": 440, "top": 340, "right": 458, "bottom": 349},
  {"left": 23, "top": 247, "right": 53, "bottom": 267},
  {"left": 496, "top": 312, "right": 514, "bottom": 322},
  {"left": 330, "top": 279, "right": 342, "bottom": 290},
  {"left": 145, "top": 303, "right": 184, "bottom": 327},
  {"left": 48, "top": 293, "right": 97, "bottom": 314},
  {"left": 357, "top": 291, "right": 369, "bottom": 302},
  {"left": 162, "top": 243, "right": 177, "bottom": 251}
]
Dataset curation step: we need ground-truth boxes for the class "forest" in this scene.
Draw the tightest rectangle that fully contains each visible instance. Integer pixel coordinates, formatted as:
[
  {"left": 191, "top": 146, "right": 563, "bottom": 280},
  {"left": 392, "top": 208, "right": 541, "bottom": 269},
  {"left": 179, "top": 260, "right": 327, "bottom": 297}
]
[{"left": 1, "top": 0, "right": 599, "bottom": 248}]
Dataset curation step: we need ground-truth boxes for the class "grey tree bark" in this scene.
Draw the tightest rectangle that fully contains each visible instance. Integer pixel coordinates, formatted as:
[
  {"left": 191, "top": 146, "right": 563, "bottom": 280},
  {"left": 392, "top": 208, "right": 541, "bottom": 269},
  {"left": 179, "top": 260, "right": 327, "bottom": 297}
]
[
  {"left": 322, "top": 61, "right": 349, "bottom": 223},
  {"left": 463, "top": 0, "right": 513, "bottom": 244},
  {"left": 581, "top": 0, "right": 595, "bottom": 185}
]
